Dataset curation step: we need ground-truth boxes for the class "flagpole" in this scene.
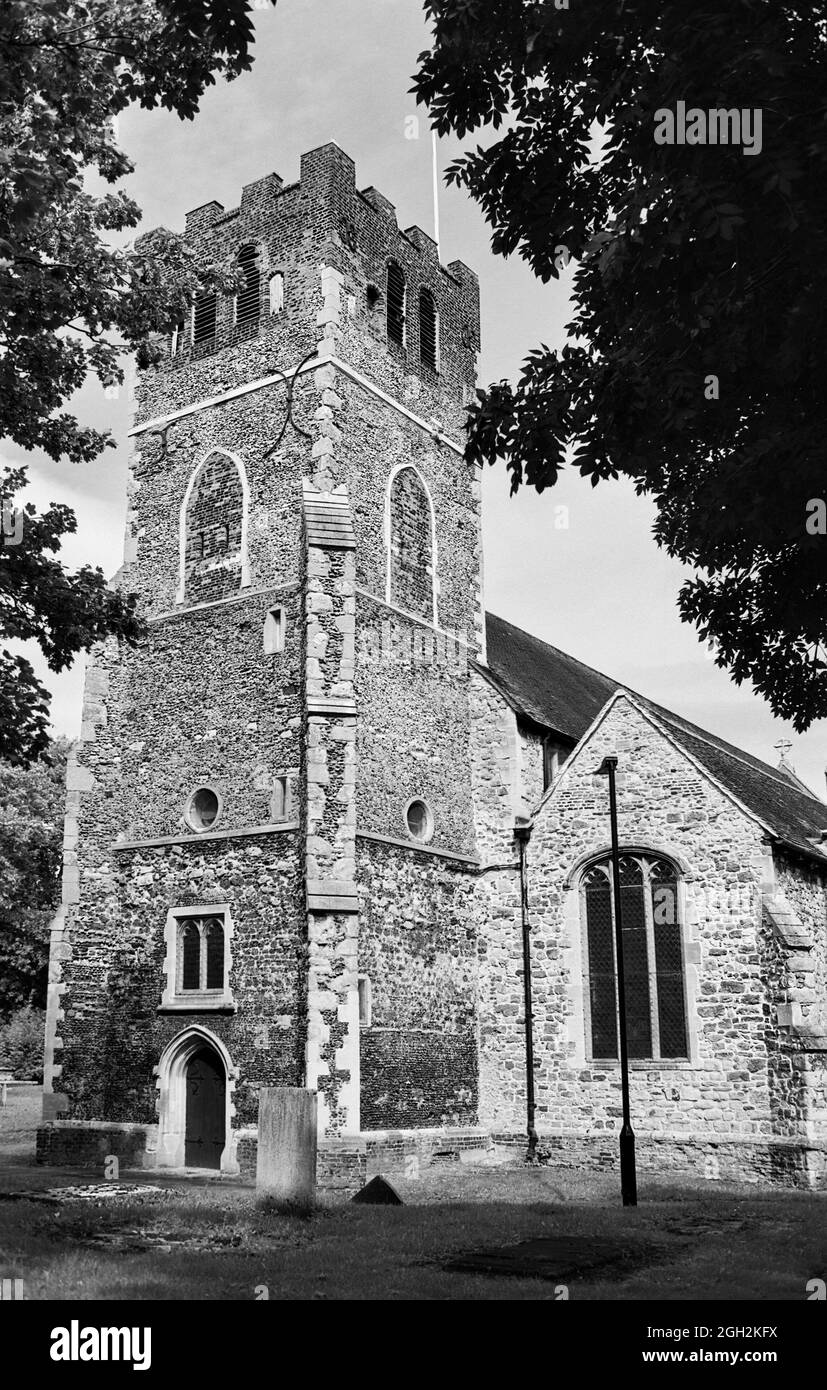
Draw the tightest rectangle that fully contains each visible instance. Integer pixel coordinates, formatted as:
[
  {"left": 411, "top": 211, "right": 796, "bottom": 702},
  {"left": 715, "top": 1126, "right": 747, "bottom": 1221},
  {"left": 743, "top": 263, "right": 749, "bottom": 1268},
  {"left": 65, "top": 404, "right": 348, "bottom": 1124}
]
[{"left": 431, "top": 128, "right": 441, "bottom": 263}]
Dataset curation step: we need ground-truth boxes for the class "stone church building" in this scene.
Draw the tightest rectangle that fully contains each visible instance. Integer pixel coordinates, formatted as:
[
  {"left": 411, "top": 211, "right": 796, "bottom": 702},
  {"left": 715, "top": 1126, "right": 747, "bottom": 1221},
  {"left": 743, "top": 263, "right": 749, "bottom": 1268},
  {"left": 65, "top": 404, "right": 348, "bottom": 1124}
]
[{"left": 39, "top": 144, "right": 827, "bottom": 1189}]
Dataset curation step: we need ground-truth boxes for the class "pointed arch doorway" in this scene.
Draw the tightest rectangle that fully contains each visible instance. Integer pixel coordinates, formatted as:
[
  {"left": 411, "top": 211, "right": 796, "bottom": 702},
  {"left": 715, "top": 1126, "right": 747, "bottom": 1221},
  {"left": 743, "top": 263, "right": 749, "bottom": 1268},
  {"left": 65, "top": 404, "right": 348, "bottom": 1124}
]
[
  {"left": 155, "top": 1026, "right": 237, "bottom": 1172},
  {"left": 185, "top": 1046, "right": 226, "bottom": 1169}
]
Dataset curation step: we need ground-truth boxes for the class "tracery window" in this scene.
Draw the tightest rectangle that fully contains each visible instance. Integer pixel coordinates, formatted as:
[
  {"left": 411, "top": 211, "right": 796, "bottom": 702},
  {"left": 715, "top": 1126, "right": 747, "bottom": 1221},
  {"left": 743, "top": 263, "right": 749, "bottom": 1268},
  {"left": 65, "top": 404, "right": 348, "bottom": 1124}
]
[
  {"left": 177, "top": 916, "right": 226, "bottom": 995},
  {"left": 581, "top": 854, "right": 688, "bottom": 1060}
]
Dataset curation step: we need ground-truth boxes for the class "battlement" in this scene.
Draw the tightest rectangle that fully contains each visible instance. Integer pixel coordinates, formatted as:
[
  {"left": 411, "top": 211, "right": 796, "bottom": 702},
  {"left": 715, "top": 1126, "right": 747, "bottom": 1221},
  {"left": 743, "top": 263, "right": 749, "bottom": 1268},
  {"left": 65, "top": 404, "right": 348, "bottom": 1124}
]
[
  {"left": 139, "top": 142, "right": 479, "bottom": 424},
  {"left": 179, "top": 142, "right": 477, "bottom": 295}
]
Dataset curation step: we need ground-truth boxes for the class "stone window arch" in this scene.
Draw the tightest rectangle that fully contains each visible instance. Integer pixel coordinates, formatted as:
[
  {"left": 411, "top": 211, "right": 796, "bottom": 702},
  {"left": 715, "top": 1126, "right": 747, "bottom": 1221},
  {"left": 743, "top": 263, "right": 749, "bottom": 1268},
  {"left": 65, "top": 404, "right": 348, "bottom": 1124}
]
[
  {"left": 386, "top": 464, "right": 436, "bottom": 623},
  {"left": 176, "top": 449, "right": 250, "bottom": 605},
  {"left": 580, "top": 852, "right": 688, "bottom": 1061},
  {"left": 154, "top": 1024, "right": 239, "bottom": 1172}
]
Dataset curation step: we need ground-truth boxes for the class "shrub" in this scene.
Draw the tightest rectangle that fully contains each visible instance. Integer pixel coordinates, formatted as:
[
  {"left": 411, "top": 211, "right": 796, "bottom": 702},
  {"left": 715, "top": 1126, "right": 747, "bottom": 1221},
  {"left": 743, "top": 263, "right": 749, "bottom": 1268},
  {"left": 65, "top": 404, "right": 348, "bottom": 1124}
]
[{"left": 0, "top": 1005, "right": 45, "bottom": 1081}]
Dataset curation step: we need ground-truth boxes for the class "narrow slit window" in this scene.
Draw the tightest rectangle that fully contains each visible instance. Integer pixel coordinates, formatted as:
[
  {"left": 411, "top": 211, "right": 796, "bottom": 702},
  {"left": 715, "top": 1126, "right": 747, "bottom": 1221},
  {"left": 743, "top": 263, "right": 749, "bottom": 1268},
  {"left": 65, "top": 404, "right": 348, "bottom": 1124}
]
[
  {"left": 358, "top": 976, "right": 371, "bottom": 1027},
  {"left": 387, "top": 261, "right": 406, "bottom": 345},
  {"left": 263, "top": 606, "right": 285, "bottom": 654},
  {"left": 269, "top": 774, "right": 291, "bottom": 822},
  {"left": 269, "top": 272, "right": 284, "bottom": 315},
  {"left": 419, "top": 288, "right": 438, "bottom": 371}
]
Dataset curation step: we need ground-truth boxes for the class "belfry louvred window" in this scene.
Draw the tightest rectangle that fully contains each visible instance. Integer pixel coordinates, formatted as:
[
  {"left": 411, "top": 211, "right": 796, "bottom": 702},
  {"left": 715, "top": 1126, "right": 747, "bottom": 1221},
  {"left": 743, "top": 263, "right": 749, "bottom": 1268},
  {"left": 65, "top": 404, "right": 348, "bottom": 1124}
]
[
  {"left": 419, "top": 288, "right": 438, "bottom": 371},
  {"left": 192, "top": 290, "right": 217, "bottom": 345},
  {"left": 235, "top": 244, "right": 261, "bottom": 329},
  {"left": 387, "top": 261, "right": 406, "bottom": 345},
  {"left": 582, "top": 854, "right": 688, "bottom": 1060}
]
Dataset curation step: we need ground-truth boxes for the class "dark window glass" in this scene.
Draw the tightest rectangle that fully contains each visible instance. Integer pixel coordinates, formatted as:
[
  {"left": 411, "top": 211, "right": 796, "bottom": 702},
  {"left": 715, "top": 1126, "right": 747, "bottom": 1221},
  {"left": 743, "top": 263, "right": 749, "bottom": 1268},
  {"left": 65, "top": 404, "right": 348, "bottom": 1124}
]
[
  {"left": 182, "top": 923, "right": 200, "bottom": 991},
  {"left": 205, "top": 920, "right": 224, "bottom": 990},
  {"left": 584, "top": 868, "right": 617, "bottom": 1057},
  {"left": 651, "top": 861, "right": 688, "bottom": 1057},
  {"left": 583, "top": 855, "right": 688, "bottom": 1061},
  {"left": 618, "top": 856, "right": 652, "bottom": 1059},
  {"left": 406, "top": 799, "right": 431, "bottom": 841}
]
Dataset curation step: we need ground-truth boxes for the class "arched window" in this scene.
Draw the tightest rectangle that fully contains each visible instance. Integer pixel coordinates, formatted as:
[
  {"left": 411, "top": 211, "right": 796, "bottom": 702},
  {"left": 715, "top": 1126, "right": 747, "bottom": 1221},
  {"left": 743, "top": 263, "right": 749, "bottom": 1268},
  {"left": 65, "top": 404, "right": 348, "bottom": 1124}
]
[
  {"left": 418, "top": 288, "right": 438, "bottom": 371},
  {"left": 581, "top": 854, "right": 688, "bottom": 1060},
  {"left": 181, "top": 923, "right": 201, "bottom": 992},
  {"left": 205, "top": 920, "right": 225, "bottom": 991},
  {"left": 235, "top": 244, "right": 261, "bottom": 330},
  {"left": 388, "top": 466, "right": 434, "bottom": 621},
  {"left": 192, "top": 289, "right": 216, "bottom": 346},
  {"left": 181, "top": 451, "right": 247, "bottom": 605},
  {"left": 177, "top": 916, "right": 227, "bottom": 994},
  {"left": 386, "top": 261, "right": 406, "bottom": 345}
]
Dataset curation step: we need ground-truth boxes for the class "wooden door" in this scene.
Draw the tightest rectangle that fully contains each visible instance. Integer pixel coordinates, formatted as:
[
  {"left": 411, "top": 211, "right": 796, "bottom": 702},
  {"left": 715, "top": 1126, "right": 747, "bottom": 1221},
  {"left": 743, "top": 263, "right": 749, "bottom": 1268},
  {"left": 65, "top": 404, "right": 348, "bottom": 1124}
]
[{"left": 185, "top": 1047, "right": 225, "bottom": 1169}]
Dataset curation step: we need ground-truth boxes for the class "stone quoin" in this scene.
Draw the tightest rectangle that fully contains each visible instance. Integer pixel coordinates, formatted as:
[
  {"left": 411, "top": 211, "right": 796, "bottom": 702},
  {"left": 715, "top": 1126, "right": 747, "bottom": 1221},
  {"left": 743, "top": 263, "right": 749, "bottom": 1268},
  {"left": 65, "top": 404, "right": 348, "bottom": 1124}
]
[{"left": 38, "top": 144, "right": 827, "bottom": 1190}]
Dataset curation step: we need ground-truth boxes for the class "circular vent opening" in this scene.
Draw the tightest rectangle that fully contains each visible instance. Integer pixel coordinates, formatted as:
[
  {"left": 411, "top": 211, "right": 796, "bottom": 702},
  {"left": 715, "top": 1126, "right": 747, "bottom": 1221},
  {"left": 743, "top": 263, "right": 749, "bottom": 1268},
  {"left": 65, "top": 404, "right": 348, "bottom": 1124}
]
[
  {"left": 186, "top": 786, "right": 221, "bottom": 832},
  {"left": 405, "top": 798, "right": 433, "bottom": 844}
]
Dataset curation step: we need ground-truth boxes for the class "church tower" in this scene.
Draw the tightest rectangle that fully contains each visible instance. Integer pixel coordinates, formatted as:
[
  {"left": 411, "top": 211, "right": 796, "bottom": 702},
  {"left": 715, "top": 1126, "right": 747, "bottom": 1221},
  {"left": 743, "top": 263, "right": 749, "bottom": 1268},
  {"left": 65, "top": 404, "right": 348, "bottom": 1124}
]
[{"left": 41, "top": 144, "right": 483, "bottom": 1171}]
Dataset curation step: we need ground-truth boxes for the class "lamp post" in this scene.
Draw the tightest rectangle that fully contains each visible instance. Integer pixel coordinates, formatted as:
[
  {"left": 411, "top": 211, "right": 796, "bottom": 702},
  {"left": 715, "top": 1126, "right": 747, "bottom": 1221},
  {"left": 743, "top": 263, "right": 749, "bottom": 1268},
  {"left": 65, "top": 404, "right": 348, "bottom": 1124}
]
[
  {"left": 595, "top": 755, "right": 637, "bottom": 1207},
  {"left": 515, "top": 820, "right": 538, "bottom": 1164}
]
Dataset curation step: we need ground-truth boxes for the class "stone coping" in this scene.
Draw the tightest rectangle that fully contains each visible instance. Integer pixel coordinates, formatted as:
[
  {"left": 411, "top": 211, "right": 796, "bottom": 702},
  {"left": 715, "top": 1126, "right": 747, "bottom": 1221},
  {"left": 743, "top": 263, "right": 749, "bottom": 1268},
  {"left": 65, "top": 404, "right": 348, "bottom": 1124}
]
[{"left": 112, "top": 823, "right": 299, "bottom": 851}]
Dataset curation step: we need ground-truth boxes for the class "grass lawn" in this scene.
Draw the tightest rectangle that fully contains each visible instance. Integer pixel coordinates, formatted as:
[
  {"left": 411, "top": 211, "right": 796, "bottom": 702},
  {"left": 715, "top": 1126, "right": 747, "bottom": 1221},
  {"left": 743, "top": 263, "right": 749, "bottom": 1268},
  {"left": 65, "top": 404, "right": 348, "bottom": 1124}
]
[
  {"left": 0, "top": 1083, "right": 41, "bottom": 1166},
  {"left": 0, "top": 1162, "right": 824, "bottom": 1301}
]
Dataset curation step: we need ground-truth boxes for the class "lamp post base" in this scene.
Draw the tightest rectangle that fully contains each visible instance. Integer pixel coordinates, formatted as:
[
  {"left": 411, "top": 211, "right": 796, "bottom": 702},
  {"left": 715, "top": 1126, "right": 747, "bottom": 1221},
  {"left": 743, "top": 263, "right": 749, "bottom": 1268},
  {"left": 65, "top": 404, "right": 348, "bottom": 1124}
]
[{"left": 620, "top": 1124, "right": 637, "bottom": 1207}]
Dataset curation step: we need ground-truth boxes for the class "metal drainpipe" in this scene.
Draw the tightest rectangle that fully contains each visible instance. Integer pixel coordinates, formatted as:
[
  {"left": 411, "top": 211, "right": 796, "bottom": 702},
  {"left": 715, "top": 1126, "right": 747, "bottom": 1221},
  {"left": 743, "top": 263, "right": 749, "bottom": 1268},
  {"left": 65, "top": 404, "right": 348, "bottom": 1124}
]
[{"left": 515, "top": 821, "right": 538, "bottom": 1164}]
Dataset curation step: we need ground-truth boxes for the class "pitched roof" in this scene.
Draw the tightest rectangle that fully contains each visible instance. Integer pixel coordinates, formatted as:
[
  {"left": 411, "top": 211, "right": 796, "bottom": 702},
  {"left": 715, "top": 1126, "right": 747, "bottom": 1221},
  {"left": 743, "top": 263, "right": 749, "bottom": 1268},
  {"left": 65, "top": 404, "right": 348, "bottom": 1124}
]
[
  {"left": 484, "top": 612, "right": 619, "bottom": 740},
  {"left": 483, "top": 611, "right": 827, "bottom": 863}
]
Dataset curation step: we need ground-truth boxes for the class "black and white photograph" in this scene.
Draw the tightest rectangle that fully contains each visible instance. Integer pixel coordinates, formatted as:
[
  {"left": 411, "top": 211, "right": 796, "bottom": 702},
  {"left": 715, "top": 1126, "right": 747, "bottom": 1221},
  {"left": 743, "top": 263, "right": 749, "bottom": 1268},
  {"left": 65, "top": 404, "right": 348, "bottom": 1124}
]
[{"left": 0, "top": 0, "right": 825, "bottom": 1357}]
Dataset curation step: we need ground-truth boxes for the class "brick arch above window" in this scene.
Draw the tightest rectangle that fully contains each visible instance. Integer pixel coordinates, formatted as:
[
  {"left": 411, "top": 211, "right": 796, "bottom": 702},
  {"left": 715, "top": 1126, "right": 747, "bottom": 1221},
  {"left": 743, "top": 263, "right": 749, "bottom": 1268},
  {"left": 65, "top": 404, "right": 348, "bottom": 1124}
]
[
  {"left": 385, "top": 463, "right": 437, "bottom": 624},
  {"left": 176, "top": 448, "right": 251, "bottom": 606}
]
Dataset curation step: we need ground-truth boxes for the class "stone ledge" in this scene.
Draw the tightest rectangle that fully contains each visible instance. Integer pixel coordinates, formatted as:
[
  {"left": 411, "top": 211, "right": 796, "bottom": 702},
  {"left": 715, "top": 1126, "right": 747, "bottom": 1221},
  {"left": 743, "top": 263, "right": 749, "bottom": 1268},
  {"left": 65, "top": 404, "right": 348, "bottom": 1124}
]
[
  {"left": 306, "top": 879, "right": 360, "bottom": 913},
  {"left": 112, "top": 822, "right": 299, "bottom": 851},
  {"left": 357, "top": 828, "right": 479, "bottom": 866},
  {"left": 307, "top": 697, "right": 357, "bottom": 717}
]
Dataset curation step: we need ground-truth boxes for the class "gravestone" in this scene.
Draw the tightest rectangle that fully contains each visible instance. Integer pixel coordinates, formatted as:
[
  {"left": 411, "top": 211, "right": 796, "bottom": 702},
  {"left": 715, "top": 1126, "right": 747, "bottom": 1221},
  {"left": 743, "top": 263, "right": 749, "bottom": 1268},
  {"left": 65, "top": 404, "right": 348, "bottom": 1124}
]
[
  {"left": 351, "top": 1175, "right": 403, "bottom": 1205},
  {"left": 256, "top": 1087, "right": 317, "bottom": 1204}
]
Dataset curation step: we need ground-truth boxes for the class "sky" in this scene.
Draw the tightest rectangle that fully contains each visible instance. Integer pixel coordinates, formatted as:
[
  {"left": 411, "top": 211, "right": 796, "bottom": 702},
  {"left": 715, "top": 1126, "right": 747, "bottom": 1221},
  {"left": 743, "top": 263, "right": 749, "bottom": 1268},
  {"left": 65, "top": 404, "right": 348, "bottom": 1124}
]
[{"left": 10, "top": 0, "right": 826, "bottom": 798}]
